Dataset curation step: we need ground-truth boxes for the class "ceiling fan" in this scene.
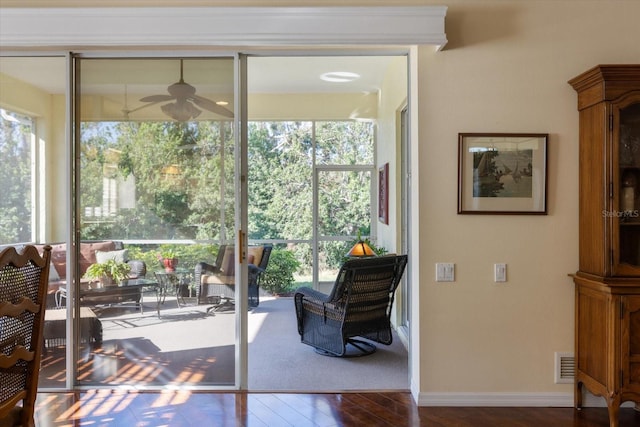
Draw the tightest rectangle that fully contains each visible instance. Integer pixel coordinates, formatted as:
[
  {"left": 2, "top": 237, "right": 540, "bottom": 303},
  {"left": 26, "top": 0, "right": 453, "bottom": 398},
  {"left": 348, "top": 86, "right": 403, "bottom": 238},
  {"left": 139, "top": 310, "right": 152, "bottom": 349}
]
[
  {"left": 121, "top": 85, "right": 157, "bottom": 120},
  {"left": 139, "top": 59, "right": 233, "bottom": 121}
]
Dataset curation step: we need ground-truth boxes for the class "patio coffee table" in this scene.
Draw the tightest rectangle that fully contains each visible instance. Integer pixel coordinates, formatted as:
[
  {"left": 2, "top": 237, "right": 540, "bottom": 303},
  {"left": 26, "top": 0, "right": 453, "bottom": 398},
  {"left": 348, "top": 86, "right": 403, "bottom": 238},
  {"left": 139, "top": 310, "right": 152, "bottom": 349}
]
[{"left": 58, "top": 278, "right": 161, "bottom": 316}]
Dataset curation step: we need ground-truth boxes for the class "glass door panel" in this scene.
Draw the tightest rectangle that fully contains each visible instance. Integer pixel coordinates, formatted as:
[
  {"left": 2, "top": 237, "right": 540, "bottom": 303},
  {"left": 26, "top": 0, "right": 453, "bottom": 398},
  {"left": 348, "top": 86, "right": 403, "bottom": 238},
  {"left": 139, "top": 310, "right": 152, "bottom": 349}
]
[{"left": 76, "top": 57, "right": 236, "bottom": 386}]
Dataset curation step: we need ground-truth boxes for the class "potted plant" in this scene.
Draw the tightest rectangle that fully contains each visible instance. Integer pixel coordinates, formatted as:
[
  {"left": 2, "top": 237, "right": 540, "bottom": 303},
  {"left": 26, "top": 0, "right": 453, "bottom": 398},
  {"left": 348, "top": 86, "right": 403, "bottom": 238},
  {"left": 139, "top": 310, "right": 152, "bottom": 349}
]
[
  {"left": 84, "top": 259, "right": 131, "bottom": 287},
  {"left": 158, "top": 248, "right": 179, "bottom": 272}
]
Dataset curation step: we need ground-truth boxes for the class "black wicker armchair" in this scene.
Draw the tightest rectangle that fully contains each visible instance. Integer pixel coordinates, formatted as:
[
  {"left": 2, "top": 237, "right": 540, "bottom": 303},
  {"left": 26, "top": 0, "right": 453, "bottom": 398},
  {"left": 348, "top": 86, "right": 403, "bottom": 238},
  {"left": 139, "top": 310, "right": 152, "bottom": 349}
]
[
  {"left": 195, "top": 244, "right": 272, "bottom": 312},
  {"left": 294, "top": 254, "right": 408, "bottom": 357}
]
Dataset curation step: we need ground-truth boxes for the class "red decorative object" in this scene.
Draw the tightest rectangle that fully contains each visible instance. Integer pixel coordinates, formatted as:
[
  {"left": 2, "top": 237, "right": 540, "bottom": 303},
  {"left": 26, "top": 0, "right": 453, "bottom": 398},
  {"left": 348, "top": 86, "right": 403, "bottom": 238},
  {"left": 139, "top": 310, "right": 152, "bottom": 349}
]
[
  {"left": 378, "top": 163, "right": 389, "bottom": 224},
  {"left": 163, "top": 258, "right": 178, "bottom": 272}
]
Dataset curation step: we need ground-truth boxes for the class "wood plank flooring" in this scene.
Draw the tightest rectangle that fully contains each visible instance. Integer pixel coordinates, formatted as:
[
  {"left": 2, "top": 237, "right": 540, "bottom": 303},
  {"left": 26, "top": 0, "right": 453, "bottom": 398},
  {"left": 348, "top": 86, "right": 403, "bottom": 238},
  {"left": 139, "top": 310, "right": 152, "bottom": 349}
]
[{"left": 34, "top": 391, "right": 640, "bottom": 426}]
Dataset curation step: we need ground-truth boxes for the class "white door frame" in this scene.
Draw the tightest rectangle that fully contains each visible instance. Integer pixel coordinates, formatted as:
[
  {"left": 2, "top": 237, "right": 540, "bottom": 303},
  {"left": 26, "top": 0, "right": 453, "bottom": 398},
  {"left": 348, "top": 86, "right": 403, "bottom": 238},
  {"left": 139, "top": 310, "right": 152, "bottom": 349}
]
[{"left": 0, "top": 5, "right": 447, "bottom": 401}]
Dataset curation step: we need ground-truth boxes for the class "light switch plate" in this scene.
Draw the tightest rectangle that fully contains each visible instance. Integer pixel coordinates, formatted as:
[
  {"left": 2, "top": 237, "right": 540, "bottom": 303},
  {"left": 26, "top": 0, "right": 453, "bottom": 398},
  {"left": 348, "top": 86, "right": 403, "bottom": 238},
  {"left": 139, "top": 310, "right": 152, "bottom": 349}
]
[
  {"left": 495, "top": 263, "right": 507, "bottom": 282},
  {"left": 436, "top": 263, "right": 455, "bottom": 282}
]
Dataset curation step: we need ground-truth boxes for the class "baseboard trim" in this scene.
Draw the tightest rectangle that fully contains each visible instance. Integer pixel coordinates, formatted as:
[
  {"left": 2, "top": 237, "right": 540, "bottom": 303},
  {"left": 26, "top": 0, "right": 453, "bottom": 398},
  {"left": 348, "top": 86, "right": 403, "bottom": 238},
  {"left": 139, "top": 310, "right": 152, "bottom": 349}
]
[
  {"left": 411, "top": 387, "right": 635, "bottom": 408},
  {"left": 417, "top": 392, "right": 572, "bottom": 407},
  {"left": 416, "top": 392, "right": 637, "bottom": 408}
]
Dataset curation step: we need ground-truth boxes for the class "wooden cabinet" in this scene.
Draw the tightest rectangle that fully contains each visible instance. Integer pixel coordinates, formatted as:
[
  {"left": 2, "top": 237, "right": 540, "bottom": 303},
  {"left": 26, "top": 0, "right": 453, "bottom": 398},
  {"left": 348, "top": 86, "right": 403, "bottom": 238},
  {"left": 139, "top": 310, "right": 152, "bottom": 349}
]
[{"left": 569, "top": 65, "right": 640, "bottom": 427}]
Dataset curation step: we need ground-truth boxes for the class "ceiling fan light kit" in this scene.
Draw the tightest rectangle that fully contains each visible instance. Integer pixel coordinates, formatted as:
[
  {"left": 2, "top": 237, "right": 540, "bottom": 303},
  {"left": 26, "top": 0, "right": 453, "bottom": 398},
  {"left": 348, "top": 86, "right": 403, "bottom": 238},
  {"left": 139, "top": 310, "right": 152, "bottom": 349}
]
[{"left": 161, "top": 101, "right": 202, "bottom": 121}]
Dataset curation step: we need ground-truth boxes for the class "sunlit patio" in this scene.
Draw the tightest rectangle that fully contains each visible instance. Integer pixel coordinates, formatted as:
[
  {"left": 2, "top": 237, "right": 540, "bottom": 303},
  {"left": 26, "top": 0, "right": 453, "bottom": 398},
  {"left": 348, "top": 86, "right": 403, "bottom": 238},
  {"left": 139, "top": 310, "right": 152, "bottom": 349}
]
[{"left": 40, "top": 295, "right": 408, "bottom": 390}]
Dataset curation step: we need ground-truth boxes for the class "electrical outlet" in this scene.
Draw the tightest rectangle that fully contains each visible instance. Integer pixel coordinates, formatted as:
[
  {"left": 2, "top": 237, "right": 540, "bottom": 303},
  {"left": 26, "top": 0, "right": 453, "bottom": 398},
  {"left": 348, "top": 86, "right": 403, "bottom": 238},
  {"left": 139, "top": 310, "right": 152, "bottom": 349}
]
[
  {"left": 436, "top": 263, "right": 455, "bottom": 282},
  {"left": 494, "top": 263, "right": 507, "bottom": 282}
]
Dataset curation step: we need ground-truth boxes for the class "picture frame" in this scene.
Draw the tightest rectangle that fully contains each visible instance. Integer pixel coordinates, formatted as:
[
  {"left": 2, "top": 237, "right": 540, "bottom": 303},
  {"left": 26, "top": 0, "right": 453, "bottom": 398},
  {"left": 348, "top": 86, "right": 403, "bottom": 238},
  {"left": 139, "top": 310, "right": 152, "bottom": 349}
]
[
  {"left": 458, "top": 133, "right": 548, "bottom": 215},
  {"left": 379, "top": 163, "right": 389, "bottom": 224}
]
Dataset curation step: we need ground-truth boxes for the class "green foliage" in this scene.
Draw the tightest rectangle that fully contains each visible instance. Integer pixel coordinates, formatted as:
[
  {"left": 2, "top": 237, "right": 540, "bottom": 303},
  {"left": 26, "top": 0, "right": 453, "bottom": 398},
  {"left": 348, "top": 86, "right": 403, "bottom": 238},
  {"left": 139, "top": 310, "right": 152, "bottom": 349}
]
[
  {"left": 125, "top": 246, "right": 161, "bottom": 271},
  {"left": 157, "top": 247, "right": 178, "bottom": 260},
  {"left": 315, "top": 121, "right": 374, "bottom": 164},
  {"left": 126, "top": 243, "right": 219, "bottom": 272},
  {"left": 246, "top": 121, "right": 374, "bottom": 273},
  {"left": 248, "top": 122, "right": 313, "bottom": 241},
  {"left": 260, "top": 249, "right": 301, "bottom": 295},
  {"left": 153, "top": 190, "right": 190, "bottom": 233},
  {"left": 78, "top": 119, "right": 375, "bottom": 277},
  {"left": 84, "top": 259, "right": 131, "bottom": 283},
  {"left": 0, "top": 111, "right": 33, "bottom": 244},
  {"left": 80, "top": 121, "right": 235, "bottom": 241}
]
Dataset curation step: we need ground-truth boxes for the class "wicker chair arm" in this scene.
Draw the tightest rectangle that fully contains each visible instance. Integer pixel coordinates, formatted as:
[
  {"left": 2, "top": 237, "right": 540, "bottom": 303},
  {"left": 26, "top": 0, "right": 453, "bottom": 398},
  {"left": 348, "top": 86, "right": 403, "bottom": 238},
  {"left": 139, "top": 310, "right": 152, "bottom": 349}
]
[
  {"left": 194, "top": 262, "right": 222, "bottom": 302},
  {"left": 247, "top": 264, "right": 264, "bottom": 282},
  {"left": 294, "top": 287, "right": 344, "bottom": 338},
  {"left": 294, "top": 286, "right": 332, "bottom": 303},
  {"left": 195, "top": 261, "right": 220, "bottom": 276},
  {"left": 248, "top": 264, "right": 265, "bottom": 274}
]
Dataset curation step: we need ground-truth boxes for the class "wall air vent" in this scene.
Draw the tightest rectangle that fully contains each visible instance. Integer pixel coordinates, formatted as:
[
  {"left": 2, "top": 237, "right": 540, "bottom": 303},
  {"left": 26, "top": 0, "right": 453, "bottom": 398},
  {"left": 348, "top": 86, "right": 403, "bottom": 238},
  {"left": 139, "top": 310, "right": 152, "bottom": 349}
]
[{"left": 554, "top": 352, "right": 575, "bottom": 384}]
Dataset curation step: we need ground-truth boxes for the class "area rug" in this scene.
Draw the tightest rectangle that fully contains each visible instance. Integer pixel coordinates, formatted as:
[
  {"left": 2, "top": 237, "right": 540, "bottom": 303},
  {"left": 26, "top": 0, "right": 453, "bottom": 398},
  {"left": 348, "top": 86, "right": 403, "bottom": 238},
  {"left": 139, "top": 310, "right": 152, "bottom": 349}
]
[{"left": 248, "top": 297, "right": 409, "bottom": 391}]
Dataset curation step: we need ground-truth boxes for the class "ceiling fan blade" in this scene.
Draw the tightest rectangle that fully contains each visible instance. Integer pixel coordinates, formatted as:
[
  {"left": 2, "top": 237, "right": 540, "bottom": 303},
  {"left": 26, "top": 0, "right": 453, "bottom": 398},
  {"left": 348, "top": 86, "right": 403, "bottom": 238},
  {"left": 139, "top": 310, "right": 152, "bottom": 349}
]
[
  {"left": 192, "top": 95, "right": 234, "bottom": 118},
  {"left": 127, "top": 100, "right": 162, "bottom": 114},
  {"left": 140, "top": 94, "right": 174, "bottom": 103}
]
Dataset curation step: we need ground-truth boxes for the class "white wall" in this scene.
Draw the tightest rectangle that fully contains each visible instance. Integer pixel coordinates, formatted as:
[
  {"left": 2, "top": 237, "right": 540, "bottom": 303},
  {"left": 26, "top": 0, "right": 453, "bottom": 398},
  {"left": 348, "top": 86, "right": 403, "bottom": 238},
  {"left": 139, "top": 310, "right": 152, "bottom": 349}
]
[
  {"left": 376, "top": 56, "right": 408, "bottom": 329},
  {"left": 377, "top": 56, "right": 407, "bottom": 253},
  {"left": 416, "top": 0, "right": 640, "bottom": 403}
]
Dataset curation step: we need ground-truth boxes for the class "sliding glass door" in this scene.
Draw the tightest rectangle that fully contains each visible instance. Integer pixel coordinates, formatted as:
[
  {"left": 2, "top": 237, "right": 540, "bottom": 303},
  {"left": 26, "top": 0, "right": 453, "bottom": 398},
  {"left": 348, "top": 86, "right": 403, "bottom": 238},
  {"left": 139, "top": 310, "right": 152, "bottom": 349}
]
[
  {"left": 2, "top": 52, "right": 408, "bottom": 392},
  {"left": 74, "top": 57, "right": 238, "bottom": 387}
]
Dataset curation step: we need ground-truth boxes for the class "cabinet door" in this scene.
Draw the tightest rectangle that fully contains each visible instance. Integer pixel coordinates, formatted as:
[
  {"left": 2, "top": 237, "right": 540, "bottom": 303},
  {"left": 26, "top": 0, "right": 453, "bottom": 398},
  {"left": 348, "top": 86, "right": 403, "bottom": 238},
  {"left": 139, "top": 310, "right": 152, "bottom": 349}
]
[
  {"left": 621, "top": 295, "right": 640, "bottom": 393},
  {"left": 612, "top": 92, "right": 640, "bottom": 276}
]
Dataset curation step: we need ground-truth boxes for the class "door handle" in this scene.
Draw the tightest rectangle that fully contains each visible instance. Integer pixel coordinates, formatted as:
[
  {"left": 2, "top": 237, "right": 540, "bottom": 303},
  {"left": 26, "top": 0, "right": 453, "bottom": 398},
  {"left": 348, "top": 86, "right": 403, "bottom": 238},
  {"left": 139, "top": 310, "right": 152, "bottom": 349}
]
[{"left": 237, "top": 230, "right": 246, "bottom": 263}]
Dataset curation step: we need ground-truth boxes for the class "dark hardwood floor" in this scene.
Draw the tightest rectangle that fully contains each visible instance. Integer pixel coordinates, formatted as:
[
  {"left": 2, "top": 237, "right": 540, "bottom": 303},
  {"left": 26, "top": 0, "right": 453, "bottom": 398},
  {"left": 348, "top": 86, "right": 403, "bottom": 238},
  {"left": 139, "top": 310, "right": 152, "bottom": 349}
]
[{"left": 34, "top": 391, "right": 640, "bottom": 426}]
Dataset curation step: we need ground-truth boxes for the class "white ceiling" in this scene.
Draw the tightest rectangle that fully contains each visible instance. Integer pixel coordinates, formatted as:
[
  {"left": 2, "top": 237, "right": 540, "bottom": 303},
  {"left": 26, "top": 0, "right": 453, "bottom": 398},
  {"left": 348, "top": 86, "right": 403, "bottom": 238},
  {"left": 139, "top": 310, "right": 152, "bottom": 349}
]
[
  {"left": 0, "top": 55, "right": 399, "bottom": 96},
  {"left": 249, "top": 56, "right": 396, "bottom": 94}
]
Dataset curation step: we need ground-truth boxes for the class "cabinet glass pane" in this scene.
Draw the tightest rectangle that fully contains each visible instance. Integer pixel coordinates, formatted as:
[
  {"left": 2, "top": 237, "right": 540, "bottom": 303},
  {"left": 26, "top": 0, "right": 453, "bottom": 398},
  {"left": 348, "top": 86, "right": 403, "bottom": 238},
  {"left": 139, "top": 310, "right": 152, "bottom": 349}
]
[{"left": 619, "top": 102, "right": 640, "bottom": 266}]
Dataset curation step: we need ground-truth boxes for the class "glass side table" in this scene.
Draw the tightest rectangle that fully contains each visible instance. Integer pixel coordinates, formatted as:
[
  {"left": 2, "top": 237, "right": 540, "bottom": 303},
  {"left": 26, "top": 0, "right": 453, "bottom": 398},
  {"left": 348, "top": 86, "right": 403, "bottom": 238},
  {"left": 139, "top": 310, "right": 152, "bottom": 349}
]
[{"left": 154, "top": 268, "right": 193, "bottom": 308}]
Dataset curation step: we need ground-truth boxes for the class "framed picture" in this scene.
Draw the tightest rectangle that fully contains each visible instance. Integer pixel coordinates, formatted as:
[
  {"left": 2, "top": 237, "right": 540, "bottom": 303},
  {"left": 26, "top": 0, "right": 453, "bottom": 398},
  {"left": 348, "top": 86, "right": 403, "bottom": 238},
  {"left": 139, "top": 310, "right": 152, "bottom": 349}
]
[
  {"left": 458, "top": 133, "right": 548, "bottom": 214},
  {"left": 379, "top": 163, "right": 389, "bottom": 224}
]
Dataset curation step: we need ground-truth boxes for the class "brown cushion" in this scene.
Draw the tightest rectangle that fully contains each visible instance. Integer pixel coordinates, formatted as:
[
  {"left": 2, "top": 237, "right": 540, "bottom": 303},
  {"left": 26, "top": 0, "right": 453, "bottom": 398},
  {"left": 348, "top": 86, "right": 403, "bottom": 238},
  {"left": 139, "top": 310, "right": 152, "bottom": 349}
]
[
  {"left": 201, "top": 274, "right": 235, "bottom": 285},
  {"left": 248, "top": 246, "right": 264, "bottom": 267},
  {"left": 79, "top": 241, "right": 116, "bottom": 275},
  {"left": 34, "top": 241, "right": 117, "bottom": 279},
  {"left": 220, "top": 246, "right": 235, "bottom": 276},
  {"left": 49, "top": 243, "right": 68, "bottom": 278}
]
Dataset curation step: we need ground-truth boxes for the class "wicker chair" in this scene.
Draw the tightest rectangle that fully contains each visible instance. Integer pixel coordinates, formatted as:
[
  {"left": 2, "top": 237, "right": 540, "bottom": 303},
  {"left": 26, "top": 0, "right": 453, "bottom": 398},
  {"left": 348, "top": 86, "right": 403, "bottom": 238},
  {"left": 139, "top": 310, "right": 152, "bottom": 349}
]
[
  {"left": 294, "top": 254, "right": 408, "bottom": 357},
  {"left": 1, "top": 245, "right": 52, "bottom": 427},
  {"left": 195, "top": 244, "right": 272, "bottom": 312}
]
